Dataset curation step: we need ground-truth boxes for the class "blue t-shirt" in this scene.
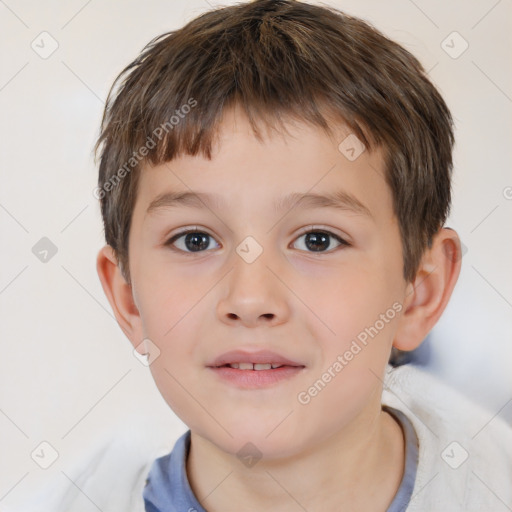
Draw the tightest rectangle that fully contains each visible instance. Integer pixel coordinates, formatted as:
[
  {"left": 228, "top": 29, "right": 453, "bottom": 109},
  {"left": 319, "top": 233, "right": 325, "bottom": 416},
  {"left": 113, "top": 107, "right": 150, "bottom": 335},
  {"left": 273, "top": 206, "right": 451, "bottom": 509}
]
[{"left": 143, "top": 406, "right": 418, "bottom": 512}]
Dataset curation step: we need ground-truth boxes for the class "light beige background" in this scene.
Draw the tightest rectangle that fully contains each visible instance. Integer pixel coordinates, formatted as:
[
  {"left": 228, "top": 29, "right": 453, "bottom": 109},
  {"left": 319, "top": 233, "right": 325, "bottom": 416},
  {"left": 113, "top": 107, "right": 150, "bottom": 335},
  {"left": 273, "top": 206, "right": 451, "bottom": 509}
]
[{"left": 1, "top": 0, "right": 511, "bottom": 507}]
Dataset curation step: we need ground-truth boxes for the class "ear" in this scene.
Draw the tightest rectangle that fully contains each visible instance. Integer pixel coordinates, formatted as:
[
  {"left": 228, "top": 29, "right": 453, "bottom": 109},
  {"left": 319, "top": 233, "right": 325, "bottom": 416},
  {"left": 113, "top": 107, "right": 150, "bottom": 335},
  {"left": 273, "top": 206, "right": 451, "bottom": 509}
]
[
  {"left": 96, "top": 245, "right": 144, "bottom": 353},
  {"left": 393, "top": 227, "right": 462, "bottom": 351}
]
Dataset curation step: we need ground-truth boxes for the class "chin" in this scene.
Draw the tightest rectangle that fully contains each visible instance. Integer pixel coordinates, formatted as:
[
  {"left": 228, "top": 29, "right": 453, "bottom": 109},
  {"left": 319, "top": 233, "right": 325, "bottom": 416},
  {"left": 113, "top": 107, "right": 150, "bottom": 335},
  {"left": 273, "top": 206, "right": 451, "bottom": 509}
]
[{"left": 200, "top": 420, "right": 310, "bottom": 462}]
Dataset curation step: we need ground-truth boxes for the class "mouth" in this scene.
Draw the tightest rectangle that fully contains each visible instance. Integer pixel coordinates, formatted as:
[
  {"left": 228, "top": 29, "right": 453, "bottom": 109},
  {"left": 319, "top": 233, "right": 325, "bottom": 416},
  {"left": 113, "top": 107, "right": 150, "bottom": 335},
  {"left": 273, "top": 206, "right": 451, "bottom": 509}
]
[
  {"left": 207, "top": 349, "right": 305, "bottom": 369},
  {"left": 214, "top": 362, "right": 301, "bottom": 370},
  {"left": 207, "top": 350, "right": 306, "bottom": 389}
]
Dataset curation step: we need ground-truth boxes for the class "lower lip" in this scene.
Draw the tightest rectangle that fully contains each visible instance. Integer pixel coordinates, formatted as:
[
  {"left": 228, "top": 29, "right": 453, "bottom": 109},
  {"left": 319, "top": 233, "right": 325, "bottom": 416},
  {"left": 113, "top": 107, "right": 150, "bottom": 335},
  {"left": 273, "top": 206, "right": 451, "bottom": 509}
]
[{"left": 207, "top": 365, "right": 305, "bottom": 389}]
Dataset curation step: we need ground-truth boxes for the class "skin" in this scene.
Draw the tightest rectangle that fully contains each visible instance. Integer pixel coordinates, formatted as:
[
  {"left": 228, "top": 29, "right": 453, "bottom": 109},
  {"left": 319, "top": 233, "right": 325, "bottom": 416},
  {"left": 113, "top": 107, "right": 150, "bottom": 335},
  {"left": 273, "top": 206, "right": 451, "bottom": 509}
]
[{"left": 97, "top": 105, "right": 462, "bottom": 511}]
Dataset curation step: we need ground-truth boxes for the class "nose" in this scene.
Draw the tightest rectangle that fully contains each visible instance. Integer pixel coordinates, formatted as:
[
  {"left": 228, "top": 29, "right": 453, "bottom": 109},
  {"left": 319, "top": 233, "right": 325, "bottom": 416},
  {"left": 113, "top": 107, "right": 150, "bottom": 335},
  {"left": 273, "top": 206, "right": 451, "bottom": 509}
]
[{"left": 216, "top": 250, "right": 290, "bottom": 328}]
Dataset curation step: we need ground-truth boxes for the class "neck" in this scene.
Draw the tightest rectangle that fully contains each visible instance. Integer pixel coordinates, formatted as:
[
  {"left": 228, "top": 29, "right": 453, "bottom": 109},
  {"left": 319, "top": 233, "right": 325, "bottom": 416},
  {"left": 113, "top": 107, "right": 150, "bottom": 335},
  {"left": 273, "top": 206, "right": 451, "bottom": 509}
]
[{"left": 186, "top": 404, "right": 405, "bottom": 512}]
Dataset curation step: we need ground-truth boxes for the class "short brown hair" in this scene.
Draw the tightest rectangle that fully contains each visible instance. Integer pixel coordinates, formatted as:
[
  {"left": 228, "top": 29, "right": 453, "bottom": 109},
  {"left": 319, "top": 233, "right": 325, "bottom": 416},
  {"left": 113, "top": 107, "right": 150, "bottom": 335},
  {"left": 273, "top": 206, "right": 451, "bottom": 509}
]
[{"left": 94, "top": 0, "right": 455, "bottom": 285}]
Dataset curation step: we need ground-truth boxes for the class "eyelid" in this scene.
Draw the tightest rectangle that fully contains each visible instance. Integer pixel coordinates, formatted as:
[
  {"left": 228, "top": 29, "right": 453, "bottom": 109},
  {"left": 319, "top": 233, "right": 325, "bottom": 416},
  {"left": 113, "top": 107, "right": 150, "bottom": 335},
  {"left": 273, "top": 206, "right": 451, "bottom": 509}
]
[
  {"left": 295, "top": 224, "right": 350, "bottom": 242},
  {"left": 165, "top": 225, "right": 215, "bottom": 244}
]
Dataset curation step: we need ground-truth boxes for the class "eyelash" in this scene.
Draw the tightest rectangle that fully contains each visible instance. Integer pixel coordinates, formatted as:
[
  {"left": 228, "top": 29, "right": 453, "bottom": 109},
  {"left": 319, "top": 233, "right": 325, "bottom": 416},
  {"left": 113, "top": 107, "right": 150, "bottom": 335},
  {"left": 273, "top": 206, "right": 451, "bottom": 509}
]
[{"left": 165, "top": 226, "right": 350, "bottom": 255}]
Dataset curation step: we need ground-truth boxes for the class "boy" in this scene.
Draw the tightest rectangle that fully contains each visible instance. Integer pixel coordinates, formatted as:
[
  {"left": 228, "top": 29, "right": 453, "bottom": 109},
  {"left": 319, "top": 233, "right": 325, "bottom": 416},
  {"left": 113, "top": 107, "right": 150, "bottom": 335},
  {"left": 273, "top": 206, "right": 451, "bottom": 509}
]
[{"left": 82, "top": 0, "right": 510, "bottom": 510}]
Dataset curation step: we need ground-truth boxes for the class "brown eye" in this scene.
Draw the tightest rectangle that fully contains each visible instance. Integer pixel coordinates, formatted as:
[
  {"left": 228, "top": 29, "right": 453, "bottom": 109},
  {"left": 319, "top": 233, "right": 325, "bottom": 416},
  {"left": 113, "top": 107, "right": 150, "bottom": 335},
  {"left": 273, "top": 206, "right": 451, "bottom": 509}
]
[
  {"left": 292, "top": 230, "right": 349, "bottom": 253},
  {"left": 166, "top": 229, "right": 219, "bottom": 253}
]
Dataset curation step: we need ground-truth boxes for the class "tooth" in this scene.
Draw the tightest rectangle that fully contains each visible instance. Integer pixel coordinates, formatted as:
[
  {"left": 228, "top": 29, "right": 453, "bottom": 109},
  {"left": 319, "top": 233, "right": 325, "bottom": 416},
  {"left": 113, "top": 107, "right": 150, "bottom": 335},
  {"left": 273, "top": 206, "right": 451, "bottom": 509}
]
[
  {"left": 254, "top": 363, "right": 272, "bottom": 370},
  {"left": 227, "top": 362, "right": 283, "bottom": 370}
]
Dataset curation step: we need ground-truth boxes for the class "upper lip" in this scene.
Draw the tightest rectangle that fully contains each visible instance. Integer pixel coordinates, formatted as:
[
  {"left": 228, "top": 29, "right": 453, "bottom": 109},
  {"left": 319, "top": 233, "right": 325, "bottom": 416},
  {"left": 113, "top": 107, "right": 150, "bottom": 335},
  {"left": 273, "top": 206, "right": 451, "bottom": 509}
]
[{"left": 207, "top": 350, "right": 305, "bottom": 368}]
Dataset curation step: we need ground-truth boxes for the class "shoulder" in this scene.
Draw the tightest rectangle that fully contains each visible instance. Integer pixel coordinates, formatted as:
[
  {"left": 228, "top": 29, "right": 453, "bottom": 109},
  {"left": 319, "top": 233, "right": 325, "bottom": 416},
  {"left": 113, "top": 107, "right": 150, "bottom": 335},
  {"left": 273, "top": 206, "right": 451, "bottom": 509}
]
[
  {"left": 382, "top": 363, "right": 512, "bottom": 511},
  {"left": 17, "top": 420, "right": 174, "bottom": 512}
]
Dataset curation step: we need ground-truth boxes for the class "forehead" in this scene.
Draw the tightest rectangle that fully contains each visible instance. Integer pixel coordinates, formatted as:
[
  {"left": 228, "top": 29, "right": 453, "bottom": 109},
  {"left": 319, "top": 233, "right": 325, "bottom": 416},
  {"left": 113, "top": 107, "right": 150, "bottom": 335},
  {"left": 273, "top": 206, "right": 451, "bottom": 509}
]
[{"left": 134, "top": 108, "right": 392, "bottom": 224}]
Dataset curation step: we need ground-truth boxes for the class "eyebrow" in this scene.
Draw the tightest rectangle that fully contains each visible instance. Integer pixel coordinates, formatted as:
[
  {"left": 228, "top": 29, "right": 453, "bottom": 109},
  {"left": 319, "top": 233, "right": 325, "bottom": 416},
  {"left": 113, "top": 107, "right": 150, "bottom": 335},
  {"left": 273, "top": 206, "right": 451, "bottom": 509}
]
[{"left": 146, "top": 190, "right": 373, "bottom": 219}]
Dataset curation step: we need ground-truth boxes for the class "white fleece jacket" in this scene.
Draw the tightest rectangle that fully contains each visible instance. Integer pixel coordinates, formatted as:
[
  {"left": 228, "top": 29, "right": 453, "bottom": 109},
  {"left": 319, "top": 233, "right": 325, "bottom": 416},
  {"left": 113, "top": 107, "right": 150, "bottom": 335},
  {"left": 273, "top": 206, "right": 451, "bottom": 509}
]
[{"left": 16, "top": 364, "right": 512, "bottom": 511}]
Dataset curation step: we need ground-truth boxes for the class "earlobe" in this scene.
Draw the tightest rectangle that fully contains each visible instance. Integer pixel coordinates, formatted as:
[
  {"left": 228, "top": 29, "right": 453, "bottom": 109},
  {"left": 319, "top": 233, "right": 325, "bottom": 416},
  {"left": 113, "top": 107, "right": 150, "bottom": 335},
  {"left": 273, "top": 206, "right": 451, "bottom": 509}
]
[
  {"left": 96, "top": 245, "right": 142, "bottom": 348},
  {"left": 393, "top": 228, "right": 462, "bottom": 351}
]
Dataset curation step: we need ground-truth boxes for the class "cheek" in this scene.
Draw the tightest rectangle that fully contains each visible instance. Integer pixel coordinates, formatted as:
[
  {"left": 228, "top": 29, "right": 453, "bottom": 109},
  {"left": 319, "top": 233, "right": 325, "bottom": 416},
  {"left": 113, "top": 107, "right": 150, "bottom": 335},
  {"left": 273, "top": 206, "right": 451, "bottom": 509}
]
[
  {"left": 307, "top": 261, "right": 398, "bottom": 365},
  {"left": 135, "top": 265, "right": 196, "bottom": 332},
  {"left": 136, "top": 265, "right": 223, "bottom": 354},
  {"left": 147, "top": 363, "right": 200, "bottom": 430},
  {"left": 304, "top": 260, "right": 373, "bottom": 328}
]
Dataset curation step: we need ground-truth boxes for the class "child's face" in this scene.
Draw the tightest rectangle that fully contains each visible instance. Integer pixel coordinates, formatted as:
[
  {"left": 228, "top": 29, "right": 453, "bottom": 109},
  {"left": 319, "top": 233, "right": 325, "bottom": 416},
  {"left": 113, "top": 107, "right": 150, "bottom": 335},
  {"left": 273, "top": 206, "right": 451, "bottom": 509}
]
[{"left": 127, "top": 106, "right": 412, "bottom": 457}]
